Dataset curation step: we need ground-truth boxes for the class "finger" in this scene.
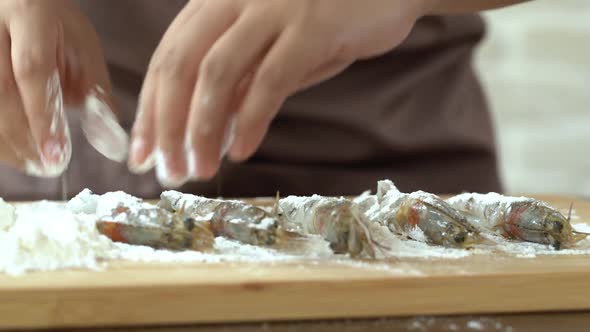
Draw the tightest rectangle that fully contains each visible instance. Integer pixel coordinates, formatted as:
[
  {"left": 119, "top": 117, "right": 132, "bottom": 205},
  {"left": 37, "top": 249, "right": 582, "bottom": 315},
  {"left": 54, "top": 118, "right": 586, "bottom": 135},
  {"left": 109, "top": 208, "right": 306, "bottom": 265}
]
[
  {"left": 0, "top": 28, "right": 40, "bottom": 164},
  {"left": 0, "top": 136, "right": 25, "bottom": 172},
  {"left": 187, "top": 10, "right": 278, "bottom": 179},
  {"left": 148, "top": 0, "right": 238, "bottom": 186},
  {"left": 228, "top": 30, "right": 321, "bottom": 162},
  {"left": 10, "top": 14, "right": 70, "bottom": 175},
  {"left": 154, "top": 75, "right": 194, "bottom": 188},
  {"left": 216, "top": 73, "right": 253, "bottom": 161},
  {"left": 128, "top": 82, "right": 157, "bottom": 175},
  {"left": 127, "top": 2, "right": 203, "bottom": 175}
]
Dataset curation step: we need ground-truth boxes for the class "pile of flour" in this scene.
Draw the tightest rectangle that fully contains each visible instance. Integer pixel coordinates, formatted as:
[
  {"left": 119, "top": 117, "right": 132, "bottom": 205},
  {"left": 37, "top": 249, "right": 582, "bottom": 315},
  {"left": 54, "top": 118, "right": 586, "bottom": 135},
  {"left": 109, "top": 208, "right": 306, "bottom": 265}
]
[
  {"left": 1, "top": 187, "right": 590, "bottom": 277},
  {"left": 0, "top": 198, "right": 117, "bottom": 275}
]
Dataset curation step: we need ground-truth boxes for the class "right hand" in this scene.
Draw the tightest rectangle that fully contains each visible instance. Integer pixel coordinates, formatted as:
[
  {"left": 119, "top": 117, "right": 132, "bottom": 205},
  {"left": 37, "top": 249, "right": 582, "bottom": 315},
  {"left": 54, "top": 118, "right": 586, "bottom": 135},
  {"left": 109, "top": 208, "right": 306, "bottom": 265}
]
[{"left": 0, "top": 0, "right": 128, "bottom": 177}]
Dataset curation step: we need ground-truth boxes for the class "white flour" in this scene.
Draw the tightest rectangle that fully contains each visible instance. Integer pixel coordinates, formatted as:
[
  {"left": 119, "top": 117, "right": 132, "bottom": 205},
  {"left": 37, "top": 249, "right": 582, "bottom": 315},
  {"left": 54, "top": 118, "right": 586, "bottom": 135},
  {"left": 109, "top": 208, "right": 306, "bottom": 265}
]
[
  {"left": 0, "top": 201, "right": 118, "bottom": 276},
  {"left": 1, "top": 182, "right": 590, "bottom": 277}
]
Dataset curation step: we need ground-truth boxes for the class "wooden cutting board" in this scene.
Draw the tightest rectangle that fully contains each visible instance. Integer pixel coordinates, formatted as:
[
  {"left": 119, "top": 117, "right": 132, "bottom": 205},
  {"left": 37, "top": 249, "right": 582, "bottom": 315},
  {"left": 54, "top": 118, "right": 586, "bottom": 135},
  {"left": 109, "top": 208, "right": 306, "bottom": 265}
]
[{"left": 2, "top": 195, "right": 590, "bottom": 330}]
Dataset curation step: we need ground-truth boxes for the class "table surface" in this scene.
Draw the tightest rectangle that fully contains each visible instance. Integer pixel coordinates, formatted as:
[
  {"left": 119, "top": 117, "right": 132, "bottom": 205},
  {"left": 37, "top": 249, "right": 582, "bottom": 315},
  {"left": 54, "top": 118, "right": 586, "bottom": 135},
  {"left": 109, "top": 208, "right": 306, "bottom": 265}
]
[{"left": 28, "top": 312, "right": 589, "bottom": 332}]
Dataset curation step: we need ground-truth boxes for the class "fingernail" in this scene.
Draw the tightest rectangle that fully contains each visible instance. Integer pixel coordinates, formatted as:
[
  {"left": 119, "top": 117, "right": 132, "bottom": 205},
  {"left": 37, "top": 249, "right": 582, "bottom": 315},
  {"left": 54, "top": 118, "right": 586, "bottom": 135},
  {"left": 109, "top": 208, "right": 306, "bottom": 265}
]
[
  {"left": 228, "top": 138, "right": 246, "bottom": 162},
  {"left": 82, "top": 87, "right": 129, "bottom": 162},
  {"left": 28, "top": 69, "right": 71, "bottom": 178},
  {"left": 24, "top": 160, "right": 46, "bottom": 177},
  {"left": 155, "top": 150, "right": 188, "bottom": 188},
  {"left": 42, "top": 138, "right": 64, "bottom": 165},
  {"left": 46, "top": 70, "right": 66, "bottom": 151},
  {"left": 128, "top": 137, "right": 155, "bottom": 174},
  {"left": 184, "top": 136, "right": 199, "bottom": 180},
  {"left": 130, "top": 137, "right": 145, "bottom": 162},
  {"left": 132, "top": 151, "right": 155, "bottom": 175},
  {"left": 220, "top": 116, "right": 236, "bottom": 160},
  {"left": 26, "top": 136, "right": 70, "bottom": 178}
]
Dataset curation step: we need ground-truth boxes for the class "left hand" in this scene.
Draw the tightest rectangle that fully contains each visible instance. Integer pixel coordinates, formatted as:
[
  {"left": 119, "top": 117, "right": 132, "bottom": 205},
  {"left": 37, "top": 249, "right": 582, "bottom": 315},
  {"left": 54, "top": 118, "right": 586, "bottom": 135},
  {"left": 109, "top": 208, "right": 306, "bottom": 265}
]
[{"left": 129, "top": 0, "right": 430, "bottom": 187}]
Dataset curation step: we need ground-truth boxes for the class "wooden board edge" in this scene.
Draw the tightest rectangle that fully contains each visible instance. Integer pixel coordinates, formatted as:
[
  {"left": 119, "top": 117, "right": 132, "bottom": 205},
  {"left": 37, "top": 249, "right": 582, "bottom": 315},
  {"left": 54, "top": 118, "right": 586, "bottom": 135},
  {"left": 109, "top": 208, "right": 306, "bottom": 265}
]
[{"left": 2, "top": 271, "right": 590, "bottom": 330}]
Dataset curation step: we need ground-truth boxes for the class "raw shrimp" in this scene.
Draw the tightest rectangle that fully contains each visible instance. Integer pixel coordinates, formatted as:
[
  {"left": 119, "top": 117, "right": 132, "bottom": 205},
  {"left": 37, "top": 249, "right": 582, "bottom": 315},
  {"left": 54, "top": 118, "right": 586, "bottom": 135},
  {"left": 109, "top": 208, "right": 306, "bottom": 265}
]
[
  {"left": 159, "top": 191, "right": 286, "bottom": 246},
  {"left": 393, "top": 192, "right": 481, "bottom": 248},
  {"left": 96, "top": 204, "right": 215, "bottom": 251},
  {"left": 446, "top": 193, "right": 589, "bottom": 249},
  {"left": 363, "top": 180, "right": 481, "bottom": 248},
  {"left": 278, "top": 195, "right": 384, "bottom": 259}
]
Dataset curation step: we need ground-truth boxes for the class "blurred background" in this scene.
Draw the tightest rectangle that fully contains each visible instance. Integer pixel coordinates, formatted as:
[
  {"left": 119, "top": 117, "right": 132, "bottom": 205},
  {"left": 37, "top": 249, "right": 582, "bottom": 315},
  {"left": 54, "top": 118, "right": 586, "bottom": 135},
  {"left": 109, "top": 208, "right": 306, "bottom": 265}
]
[{"left": 474, "top": 0, "right": 590, "bottom": 197}]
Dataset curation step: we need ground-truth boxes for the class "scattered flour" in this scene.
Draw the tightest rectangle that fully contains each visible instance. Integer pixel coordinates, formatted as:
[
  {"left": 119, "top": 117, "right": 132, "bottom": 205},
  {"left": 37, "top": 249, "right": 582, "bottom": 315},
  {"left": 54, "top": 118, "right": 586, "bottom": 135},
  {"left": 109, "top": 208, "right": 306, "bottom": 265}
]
[
  {"left": 467, "top": 320, "right": 484, "bottom": 330},
  {"left": 407, "top": 316, "right": 513, "bottom": 331}
]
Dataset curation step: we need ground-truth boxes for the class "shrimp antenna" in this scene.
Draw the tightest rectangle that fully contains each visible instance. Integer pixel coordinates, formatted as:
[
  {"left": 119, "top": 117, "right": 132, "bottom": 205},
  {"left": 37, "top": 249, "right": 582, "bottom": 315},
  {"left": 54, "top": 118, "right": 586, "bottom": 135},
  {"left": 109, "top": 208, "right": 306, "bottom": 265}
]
[{"left": 272, "top": 191, "right": 281, "bottom": 216}]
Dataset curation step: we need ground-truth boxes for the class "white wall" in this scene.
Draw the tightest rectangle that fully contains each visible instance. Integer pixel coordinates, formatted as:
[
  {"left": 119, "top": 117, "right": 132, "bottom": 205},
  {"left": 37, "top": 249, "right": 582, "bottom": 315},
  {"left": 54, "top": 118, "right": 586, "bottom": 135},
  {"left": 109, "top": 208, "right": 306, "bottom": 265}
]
[{"left": 474, "top": 0, "right": 590, "bottom": 196}]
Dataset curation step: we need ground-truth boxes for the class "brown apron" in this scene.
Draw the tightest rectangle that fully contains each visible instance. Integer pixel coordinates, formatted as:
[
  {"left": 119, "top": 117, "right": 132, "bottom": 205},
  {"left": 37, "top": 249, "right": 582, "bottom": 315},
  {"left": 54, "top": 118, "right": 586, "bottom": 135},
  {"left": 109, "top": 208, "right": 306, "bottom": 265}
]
[{"left": 0, "top": 0, "right": 502, "bottom": 200}]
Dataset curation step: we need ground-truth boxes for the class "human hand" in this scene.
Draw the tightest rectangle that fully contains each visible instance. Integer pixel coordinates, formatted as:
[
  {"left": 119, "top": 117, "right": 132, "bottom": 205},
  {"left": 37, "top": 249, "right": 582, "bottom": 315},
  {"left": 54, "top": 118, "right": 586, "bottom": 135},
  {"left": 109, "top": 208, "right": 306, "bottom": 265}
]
[
  {"left": 129, "top": 0, "right": 430, "bottom": 187},
  {"left": 0, "top": 0, "right": 128, "bottom": 177}
]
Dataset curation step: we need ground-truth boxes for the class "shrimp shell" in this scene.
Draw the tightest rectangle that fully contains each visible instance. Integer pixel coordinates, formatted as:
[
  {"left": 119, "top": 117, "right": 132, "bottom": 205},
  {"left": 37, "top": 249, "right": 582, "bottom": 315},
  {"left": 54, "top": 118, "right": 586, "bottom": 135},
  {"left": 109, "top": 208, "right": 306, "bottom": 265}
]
[
  {"left": 361, "top": 180, "right": 481, "bottom": 248},
  {"left": 159, "top": 191, "right": 282, "bottom": 246},
  {"left": 447, "top": 193, "right": 588, "bottom": 249},
  {"left": 393, "top": 192, "right": 481, "bottom": 248}
]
